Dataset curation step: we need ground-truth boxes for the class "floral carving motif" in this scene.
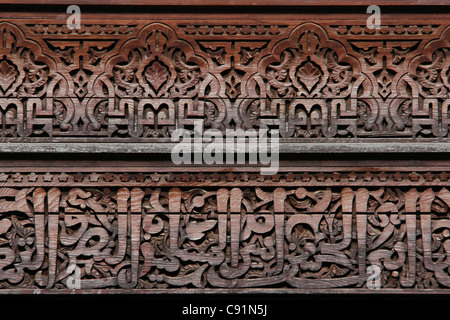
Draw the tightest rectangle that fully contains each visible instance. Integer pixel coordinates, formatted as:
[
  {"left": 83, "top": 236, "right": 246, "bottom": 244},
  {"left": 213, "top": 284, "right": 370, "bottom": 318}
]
[
  {"left": 144, "top": 60, "right": 170, "bottom": 93},
  {"left": 260, "top": 24, "right": 359, "bottom": 100},
  {"left": 297, "top": 61, "right": 322, "bottom": 92},
  {"left": 416, "top": 50, "right": 448, "bottom": 97}
]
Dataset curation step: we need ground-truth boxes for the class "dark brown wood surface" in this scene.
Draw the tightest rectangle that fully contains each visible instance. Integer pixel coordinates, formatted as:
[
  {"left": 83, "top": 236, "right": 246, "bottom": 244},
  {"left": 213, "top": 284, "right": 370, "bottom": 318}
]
[
  {"left": 0, "top": 0, "right": 447, "bottom": 6},
  {"left": 0, "top": 3, "right": 449, "bottom": 294}
]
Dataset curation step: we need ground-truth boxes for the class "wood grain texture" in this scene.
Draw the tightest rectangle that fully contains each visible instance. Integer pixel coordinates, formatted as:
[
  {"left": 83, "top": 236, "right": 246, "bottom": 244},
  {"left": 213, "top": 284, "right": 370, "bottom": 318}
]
[{"left": 0, "top": 0, "right": 447, "bottom": 6}]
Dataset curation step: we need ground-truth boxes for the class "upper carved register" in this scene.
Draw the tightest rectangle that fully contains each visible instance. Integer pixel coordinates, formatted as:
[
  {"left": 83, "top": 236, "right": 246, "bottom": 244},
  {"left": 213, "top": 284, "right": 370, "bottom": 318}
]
[{"left": 0, "top": 20, "right": 448, "bottom": 143}]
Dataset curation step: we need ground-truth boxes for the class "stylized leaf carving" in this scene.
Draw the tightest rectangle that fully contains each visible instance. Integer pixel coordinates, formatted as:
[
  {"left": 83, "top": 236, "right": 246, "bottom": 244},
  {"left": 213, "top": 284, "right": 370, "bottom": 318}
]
[
  {"left": 0, "top": 60, "right": 17, "bottom": 92},
  {"left": 297, "top": 61, "right": 321, "bottom": 92},
  {"left": 144, "top": 60, "right": 169, "bottom": 92}
]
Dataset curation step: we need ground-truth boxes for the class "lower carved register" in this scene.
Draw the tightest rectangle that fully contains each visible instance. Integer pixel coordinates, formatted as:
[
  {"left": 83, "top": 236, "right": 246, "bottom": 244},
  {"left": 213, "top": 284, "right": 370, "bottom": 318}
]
[{"left": 1, "top": 180, "right": 450, "bottom": 292}]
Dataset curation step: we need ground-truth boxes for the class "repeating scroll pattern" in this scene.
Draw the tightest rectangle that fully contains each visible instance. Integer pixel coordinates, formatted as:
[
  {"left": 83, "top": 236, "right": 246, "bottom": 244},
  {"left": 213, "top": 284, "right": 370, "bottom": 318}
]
[
  {"left": 2, "top": 185, "right": 450, "bottom": 291},
  {"left": 0, "top": 20, "right": 448, "bottom": 141}
]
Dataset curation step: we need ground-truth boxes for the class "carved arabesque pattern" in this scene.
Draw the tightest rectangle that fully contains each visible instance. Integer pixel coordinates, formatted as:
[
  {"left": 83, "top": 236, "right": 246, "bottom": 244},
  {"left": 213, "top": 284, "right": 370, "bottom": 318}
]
[
  {"left": 1, "top": 12, "right": 450, "bottom": 295},
  {"left": 0, "top": 20, "right": 447, "bottom": 141}
]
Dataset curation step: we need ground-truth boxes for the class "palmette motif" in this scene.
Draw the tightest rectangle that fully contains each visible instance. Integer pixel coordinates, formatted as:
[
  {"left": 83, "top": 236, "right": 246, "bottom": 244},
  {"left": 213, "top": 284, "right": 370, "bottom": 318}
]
[{"left": 1, "top": 184, "right": 450, "bottom": 291}]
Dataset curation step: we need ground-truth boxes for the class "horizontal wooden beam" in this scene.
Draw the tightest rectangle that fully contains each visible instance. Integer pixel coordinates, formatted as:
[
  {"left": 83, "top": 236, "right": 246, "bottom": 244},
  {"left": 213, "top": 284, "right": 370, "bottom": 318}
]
[
  {"left": 2, "top": 142, "right": 450, "bottom": 154},
  {"left": 0, "top": 0, "right": 447, "bottom": 5}
]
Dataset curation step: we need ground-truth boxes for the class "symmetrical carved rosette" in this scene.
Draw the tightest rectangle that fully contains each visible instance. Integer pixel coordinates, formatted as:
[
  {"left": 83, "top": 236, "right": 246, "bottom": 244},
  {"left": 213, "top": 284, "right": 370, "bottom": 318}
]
[
  {"left": 2, "top": 183, "right": 450, "bottom": 292},
  {"left": 0, "top": 20, "right": 448, "bottom": 141}
]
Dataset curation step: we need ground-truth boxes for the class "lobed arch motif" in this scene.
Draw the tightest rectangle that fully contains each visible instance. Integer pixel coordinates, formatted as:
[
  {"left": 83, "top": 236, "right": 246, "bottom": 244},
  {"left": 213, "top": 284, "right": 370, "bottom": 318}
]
[
  {"left": 257, "top": 22, "right": 363, "bottom": 100},
  {"left": 244, "top": 22, "right": 365, "bottom": 138}
]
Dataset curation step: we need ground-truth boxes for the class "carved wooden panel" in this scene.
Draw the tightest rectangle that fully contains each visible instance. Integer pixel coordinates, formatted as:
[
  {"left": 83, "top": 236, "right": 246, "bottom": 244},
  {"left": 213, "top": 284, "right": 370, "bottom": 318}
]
[
  {"left": 0, "top": 4, "right": 449, "bottom": 295},
  {"left": 0, "top": 161, "right": 449, "bottom": 293},
  {"left": 0, "top": 16, "right": 448, "bottom": 143}
]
